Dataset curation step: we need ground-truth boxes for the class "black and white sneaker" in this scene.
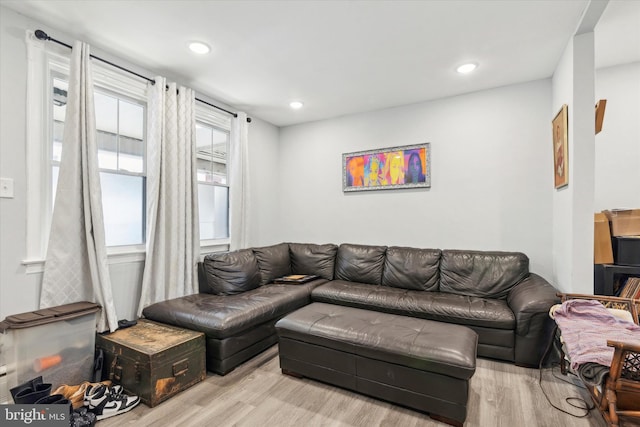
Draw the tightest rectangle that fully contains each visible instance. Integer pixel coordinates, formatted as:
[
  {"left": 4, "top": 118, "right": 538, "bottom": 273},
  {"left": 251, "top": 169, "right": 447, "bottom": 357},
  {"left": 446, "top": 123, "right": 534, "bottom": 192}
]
[
  {"left": 84, "top": 384, "right": 140, "bottom": 420},
  {"left": 82, "top": 384, "right": 124, "bottom": 406},
  {"left": 108, "top": 384, "right": 124, "bottom": 397}
]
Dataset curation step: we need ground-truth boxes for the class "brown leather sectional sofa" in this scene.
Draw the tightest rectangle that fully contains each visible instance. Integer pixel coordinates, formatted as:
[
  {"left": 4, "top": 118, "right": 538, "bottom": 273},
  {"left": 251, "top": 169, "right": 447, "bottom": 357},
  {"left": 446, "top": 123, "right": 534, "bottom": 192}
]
[{"left": 142, "top": 242, "right": 559, "bottom": 375}]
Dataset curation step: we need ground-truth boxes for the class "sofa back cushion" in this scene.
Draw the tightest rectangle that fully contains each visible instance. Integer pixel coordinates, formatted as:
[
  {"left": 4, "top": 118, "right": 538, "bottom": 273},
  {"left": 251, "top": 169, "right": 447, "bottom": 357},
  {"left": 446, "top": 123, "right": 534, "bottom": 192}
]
[
  {"left": 289, "top": 243, "right": 338, "bottom": 280},
  {"left": 382, "top": 246, "right": 441, "bottom": 291},
  {"left": 252, "top": 243, "right": 291, "bottom": 285},
  {"left": 440, "top": 250, "right": 529, "bottom": 299},
  {"left": 202, "top": 249, "right": 262, "bottom": 295},
  {"left": 335, "top": 244, "right": 387, "bottom": 284}
]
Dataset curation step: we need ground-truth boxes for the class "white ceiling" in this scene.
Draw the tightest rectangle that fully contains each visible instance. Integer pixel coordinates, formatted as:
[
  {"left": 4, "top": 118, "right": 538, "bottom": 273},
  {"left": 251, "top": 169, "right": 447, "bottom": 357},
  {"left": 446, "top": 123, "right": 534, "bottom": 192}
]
[{"left": 2, "top": 0, "right": 639, "bottom": 127}]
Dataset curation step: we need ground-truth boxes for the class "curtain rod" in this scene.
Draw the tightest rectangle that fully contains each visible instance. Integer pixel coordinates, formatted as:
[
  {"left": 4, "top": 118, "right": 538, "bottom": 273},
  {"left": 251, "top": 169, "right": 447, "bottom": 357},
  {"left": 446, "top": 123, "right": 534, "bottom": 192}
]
[{"left": 34, "top": 30, "right": 251, "bottom": 123}]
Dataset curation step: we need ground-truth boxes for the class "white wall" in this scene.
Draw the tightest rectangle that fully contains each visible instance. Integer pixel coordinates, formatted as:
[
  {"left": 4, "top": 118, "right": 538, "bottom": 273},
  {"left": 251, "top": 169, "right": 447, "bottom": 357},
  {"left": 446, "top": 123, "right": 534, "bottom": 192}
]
[
  {"left": 0, "top": 7, "right": 40, "bottom": 320},
  {"left": 278, "top": 80, "right": 555, "bottom": 279},
  {"left": 0, "top": 6, "right": 280, "bottom": 320},
  {"left": 551, "top": 31, "right": 596, "bottom": 295},
  {"left": 247, "top": 118, "right": 281, "bottom": 247},
  {"left": 550, "top": 38, "right": 574, "bottom": 294},
  {"left": 571, "top": 33, "right": 596, "bottom": 295},
  {"left": 595, "top": 62, "right": 640, "bottom": 211}
]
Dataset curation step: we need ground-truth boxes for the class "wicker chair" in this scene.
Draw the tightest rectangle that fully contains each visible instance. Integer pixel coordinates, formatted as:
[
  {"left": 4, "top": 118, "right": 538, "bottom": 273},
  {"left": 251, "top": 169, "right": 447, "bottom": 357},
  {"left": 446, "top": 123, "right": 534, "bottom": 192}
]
[{"left": 556, "top": 293, "right": 640, "bottom": 427}]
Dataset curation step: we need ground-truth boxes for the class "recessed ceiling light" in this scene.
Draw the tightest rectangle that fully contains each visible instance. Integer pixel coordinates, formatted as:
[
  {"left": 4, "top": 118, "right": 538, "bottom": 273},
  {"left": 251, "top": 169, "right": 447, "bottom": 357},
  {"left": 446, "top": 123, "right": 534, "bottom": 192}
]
[
  {"left": 289, "top": 101, "right": 304, "bottom": 110},
  {"left": 189, "top": 42, "right": 210, "bottom": 54},
  {"left": 456, "top": 63, "right": 478, "bottom": 74}
]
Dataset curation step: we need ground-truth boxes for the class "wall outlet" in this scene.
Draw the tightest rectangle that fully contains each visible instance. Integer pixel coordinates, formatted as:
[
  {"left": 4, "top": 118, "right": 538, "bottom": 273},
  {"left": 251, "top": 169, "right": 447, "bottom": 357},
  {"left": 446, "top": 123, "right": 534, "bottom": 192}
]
[{"left": 0, "top": 178, "right": 14, "bottom": 198}]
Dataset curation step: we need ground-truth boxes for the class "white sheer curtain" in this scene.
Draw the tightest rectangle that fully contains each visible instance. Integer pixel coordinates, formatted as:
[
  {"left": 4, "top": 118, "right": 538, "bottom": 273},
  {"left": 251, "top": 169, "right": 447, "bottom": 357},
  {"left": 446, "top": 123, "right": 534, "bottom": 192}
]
[
  {"left": 229, "top": 112, "right": 250, "bottom": 250},
  {"left": 137, "top": 77, "right": 200, "bottom": 315},
  {"left": 40, "top": 41, "right": 118, "bottom": 333}
]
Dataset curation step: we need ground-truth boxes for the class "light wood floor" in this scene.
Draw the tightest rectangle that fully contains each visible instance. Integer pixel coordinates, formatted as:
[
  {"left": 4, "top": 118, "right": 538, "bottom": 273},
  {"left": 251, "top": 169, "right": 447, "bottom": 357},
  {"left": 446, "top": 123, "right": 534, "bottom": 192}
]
[{"left": 99, "top": 345, "right": 634, "bottom": 427}]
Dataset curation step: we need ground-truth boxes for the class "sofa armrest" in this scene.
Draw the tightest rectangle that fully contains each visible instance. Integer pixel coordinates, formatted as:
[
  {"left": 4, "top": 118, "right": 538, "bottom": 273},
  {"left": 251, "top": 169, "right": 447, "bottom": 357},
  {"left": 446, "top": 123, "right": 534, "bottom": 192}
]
[
  {"left": 508, "top": 273, "right": 559, "bottom": 333},
  {"left": 507, "top": 273, "right": 560, "bottom": 367}
]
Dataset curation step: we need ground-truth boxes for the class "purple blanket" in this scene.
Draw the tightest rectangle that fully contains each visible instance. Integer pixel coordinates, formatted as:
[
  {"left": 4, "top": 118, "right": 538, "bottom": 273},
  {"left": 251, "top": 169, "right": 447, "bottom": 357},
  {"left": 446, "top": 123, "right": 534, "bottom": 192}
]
[{"left": 553, "top": 299, "right": 640, "bottom": 371}]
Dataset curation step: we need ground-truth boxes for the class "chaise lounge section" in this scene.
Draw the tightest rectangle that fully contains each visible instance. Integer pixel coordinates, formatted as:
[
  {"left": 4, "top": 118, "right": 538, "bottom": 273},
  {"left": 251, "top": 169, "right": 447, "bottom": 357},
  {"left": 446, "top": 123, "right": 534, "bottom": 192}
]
[
  {"left": 142, "top": 243, "right": 334, "bottom": 374},
  {"left": 142, "top": 242, "right": 559, "bottom": 374}
]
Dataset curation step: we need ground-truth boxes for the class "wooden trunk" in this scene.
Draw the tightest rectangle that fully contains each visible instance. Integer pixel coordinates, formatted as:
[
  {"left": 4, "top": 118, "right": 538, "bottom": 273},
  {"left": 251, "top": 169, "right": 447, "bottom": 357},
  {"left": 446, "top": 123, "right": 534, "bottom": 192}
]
[{"left": 95, "top": 319, "right": 206, "bottom": 407}]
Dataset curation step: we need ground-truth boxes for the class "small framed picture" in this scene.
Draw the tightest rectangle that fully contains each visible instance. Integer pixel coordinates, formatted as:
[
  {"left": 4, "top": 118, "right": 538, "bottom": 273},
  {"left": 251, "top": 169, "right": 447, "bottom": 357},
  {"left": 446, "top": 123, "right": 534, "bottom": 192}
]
[
  {"left": 343, "top": 143, "right": 431, "bottom": 192},
  {"left": 552, "top": 105, "right": 568, "bottom": 189}
]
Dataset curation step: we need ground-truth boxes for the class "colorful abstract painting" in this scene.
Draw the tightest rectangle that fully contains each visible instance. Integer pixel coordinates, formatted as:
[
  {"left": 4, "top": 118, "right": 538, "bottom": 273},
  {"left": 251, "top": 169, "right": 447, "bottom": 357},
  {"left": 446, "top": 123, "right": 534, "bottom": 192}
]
[{"left": 343, "top": 143, "right": 431, "bottom": 192}]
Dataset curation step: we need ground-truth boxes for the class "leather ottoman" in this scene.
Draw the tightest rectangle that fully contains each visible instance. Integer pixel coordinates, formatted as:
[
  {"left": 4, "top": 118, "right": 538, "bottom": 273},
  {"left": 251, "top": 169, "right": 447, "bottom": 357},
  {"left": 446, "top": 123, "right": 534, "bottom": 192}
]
[{"left": 275, "top": 303, "right": 478, "bottom": 426}]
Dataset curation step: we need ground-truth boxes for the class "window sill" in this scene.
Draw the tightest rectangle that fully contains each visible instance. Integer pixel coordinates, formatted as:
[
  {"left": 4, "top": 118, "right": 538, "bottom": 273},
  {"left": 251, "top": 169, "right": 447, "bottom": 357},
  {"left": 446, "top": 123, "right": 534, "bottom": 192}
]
[
  {"left": 22, "top": 246, "right": 147, "bottom": 274},
  {"left": 22, "top": 241, "right": 230, "bottom": 274},
  {"left": 201, "top": 239, "right": 230, "bottom": 256},
  {"left": 107, "top": 246, "right": 147, "bottom": 264},
  {"left": 22, "top": 259, "right": 48, "bottom": 275}
]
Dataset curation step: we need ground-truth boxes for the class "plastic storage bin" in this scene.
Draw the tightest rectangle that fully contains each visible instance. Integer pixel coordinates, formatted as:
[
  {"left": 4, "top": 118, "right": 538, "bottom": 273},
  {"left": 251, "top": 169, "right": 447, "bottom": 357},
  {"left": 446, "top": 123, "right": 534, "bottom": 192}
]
[
  {"left": 612, "top": 236, "right": 640, "bottom": 266},
  {"left": 0, "top": 302, "right": 100, "bottom": 394}
]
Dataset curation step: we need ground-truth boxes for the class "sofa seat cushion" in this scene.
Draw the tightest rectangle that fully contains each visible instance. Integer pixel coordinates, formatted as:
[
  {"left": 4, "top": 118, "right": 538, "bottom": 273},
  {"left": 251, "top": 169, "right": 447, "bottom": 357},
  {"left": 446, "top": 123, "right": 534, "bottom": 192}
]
[
  {"left": 311, "top": 280, "right": 515, "bottom": 330},
  {"left": 143, "top": 281, "right": 326, "bottom": 339}
]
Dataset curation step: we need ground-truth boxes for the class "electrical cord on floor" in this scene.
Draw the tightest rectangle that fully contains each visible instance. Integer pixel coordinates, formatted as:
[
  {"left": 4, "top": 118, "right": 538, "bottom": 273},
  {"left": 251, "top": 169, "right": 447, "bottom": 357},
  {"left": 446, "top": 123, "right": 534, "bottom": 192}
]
[
  {"left": 537, "top": 325, "right": 595, "bottom": 418},
  {"left": 551, "top": 364, "right": 586, "bottom": 387},
  {"left": 538, "top": 365, "right": 595, "bottom": 417}
]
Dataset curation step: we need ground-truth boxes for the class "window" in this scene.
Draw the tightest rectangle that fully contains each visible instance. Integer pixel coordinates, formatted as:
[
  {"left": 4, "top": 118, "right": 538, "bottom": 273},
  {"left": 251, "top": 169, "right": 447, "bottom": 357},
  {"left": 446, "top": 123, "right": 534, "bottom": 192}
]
[
  {"left": 24, "top": 36, "right": 229, "bottom": 270},
  {"left": 23, "top": 37, "right": 150, "bottom": 270},
  {"left": 195, "top": 114, "right": 230, "bottom": 242},
  {"left": 50, "top": 73, "right": 146, "bottom": 247}
]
